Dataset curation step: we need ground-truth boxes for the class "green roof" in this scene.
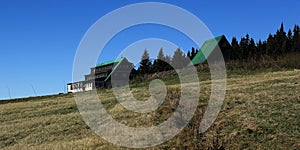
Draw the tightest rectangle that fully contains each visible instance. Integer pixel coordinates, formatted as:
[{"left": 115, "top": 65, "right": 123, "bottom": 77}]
[
  {"left": 104, "top": 57, "right": 125, "bottom": 82},
  {"left": 94, "top": 57, "right": 126, "bottom": 82},
  {"left": 96, "top": 57, "right": 124, "bottom": 67},
  {"left": 189, "top": 35, "right": 224, "bottom": 65}
]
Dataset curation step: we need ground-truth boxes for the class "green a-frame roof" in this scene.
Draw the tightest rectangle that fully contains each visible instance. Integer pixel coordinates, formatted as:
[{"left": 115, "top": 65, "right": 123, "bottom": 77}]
[
  {"left": 104, "top": 57, "right": 126, "bottom": 82},
  {"left": 95, "top": 57, "right": 126, "bottom": 82},
  {"left": 96, "top": 57, "right": 124, "bottom": 67},
  {"left": 189, "top": 35, "right": 228, "bottom": 65}
]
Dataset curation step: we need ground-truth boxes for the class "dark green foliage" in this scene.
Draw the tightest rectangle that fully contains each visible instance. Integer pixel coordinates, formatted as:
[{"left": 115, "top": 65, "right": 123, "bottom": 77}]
[
  {"left": 266, "top": 34, "right": 276, "bottom": 57},
  {"left": 239, "top": 34, "right": 250, "bottom": 60},
  {"left": 164, "top": 55, "right": 173, "bottom": 70},
  {"left": 257, "top": 40, "right": 267, "bottom": 57},
  {"left": 230, "top": 23, "right": 300, "bottom": 61},
  {"left": 187, "top": 51, "right": 191, "bottom": 60},
  {"left": 137, "top": 49, "right": 152, "bottom": 74},
  {"left": 191, "top": 47, "right": 196, "bottom": 59},
  {"left": 152, "top": 48, "right": 173, "bottom": 72},
  {"left": 137, "top": 23, "right": 300, "bottom": 75},
  {"left": 273, "top": 23, "right": 288, "bottom": 57},
  {"left": 186, "top": 47, "right": 199, "bottom": 60},
  {"left": 171, "top": 48, "right": 189, "bottom": 69},
  {"left": 248, "top": 38, "right": 257, "bottom": 59},
  {"left": 287, "top": 29, "right": 293, "bottom": 53},
  {"left": 292, "top": 25, "right": 300, "bottom": 52},
  {"left": 230, "top": 37, "right": 240, "bottom": 60}
]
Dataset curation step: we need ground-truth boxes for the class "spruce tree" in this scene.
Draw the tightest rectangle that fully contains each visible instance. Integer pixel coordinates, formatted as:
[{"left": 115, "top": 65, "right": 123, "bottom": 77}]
[
  {"left": 191, "top": 47, "right": 196, "bottom": 59},
  {"left": 249, "top": 38, "right": 257, "bottom": 59},
  {"left": 164, "top": 55, "right": 173, "bottom": 71},
  {"left": 195, "top": 49, "right": 199, "bottom": 57},
  {"left": 292, "top": 25, "right": 300, "bottom": 52},
  {"left": 153, "top": 48, "right": 167, "bottom": 72},
  {"left": 171, "top": 48, "right": 189, "bottom": 69},
  {"left": 274, "top": 23, "right": 287, "bottom": 56},
  {"left": 231, "top": 37, "right": 240, "bottom": 60},
  {"left": 288, "top": 29, "right": 293, "bottom": 41},
  {"left": 257, "top": 40, "right": 267, "bottom": 57},
  {"left": 138, "top": 49, "right": 152, "bottom": 74},
  {"left": 297, "top": 25, "right": 300, "bottom": 52},
  {"left": 187, "top": 51, "right": 191, "bottom": 60},
  {"left": 239, "top": 34, "right": 250, "bottom": 60},
  {"left": 266, "top": 34, "right": 276, "bottom": 57}
]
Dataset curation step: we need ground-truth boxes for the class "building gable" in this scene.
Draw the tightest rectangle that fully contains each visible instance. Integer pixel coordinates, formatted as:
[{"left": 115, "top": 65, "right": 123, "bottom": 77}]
[{"left": 190, "top": 35, "right": 231, "bottom": 65}]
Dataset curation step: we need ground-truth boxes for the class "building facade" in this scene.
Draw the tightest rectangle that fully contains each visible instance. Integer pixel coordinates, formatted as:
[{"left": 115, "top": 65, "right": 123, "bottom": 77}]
[
  {"left": 68, "top": 57, "right": 134, "bottom": 93},
  {"left": 190, "top": 35, "right": 231, "bottom": 65}
]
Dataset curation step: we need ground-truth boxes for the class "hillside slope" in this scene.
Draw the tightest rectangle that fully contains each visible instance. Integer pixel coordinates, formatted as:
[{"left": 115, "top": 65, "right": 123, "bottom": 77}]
[{"left": 0, "top": 69, "right": 299, "bottom": 149}]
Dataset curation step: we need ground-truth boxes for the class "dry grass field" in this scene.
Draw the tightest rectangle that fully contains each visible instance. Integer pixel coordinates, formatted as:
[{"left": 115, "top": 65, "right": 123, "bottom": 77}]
[{"left": 0, "top": 69, "right": 299, "bottom": 149}]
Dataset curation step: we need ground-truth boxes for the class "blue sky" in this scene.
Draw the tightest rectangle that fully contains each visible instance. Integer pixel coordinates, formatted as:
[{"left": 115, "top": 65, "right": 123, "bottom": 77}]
[{"left": 0, "top": 0, "right": 299, "bottom": 100}]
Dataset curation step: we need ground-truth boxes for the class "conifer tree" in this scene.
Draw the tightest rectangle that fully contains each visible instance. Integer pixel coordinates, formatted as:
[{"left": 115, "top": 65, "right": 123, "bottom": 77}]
[
  {"left": 266, "top": 34, "right": 276, "bottom": 57},
  {"left": 138, "top": 49, "right": 152, "bottom": 74},
  {"left": 239, "top": 34, "right": 250, "bottom": 60},
  {"left": 292, "top": 25, "right": 300, "bottom": 52},
  {"left": 257, "top": 40, "right": 267, "bottom": 57},
  {"left": 249, "top": 38, "right": 257, "bottom": 59},
  {"left": 274, "top": 23, "right": 287, "bottom": 56},
  {"left": 171, "top": 48, "right": 189, "bottom": 69},
  {"left": 195, "top": 49, "right": 199, "bottom": 57},
  {"left": 191, "top": 47, "right": 196, "bottom": 59},
  {"left": 231, "top": 37, "right": 240, "bottom": 60},
  {"left": 153, "top": 48, "right": 167, "bottom": 72},
  {"left": 187, "top": 51, "right": 191, "bottom": 60},
  {"left": 164, "top": 55, "right": 173, "bottom": 71}
]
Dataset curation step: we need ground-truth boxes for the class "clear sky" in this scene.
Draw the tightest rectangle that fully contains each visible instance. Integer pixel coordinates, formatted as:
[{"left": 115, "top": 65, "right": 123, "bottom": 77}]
[{"left": 0, "top": 0, "right": 299, "bottom": 100}]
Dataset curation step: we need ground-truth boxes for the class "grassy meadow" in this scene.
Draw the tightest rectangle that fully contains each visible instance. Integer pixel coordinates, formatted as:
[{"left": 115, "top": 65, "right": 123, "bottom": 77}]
[{"left": 0, "top": 69, "right": 299, "bottom": 149}]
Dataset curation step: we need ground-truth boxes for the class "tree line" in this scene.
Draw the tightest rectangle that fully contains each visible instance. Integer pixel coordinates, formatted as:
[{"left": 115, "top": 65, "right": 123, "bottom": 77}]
[
  {"left": 229, "top": 23, "right": 300, "bottom": 60},
  {"left": 137, "top": 23, "right": 300, "bottom": 74},
  {"left": 137, "top": 48, "right": 191, "bottom": 74}
]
